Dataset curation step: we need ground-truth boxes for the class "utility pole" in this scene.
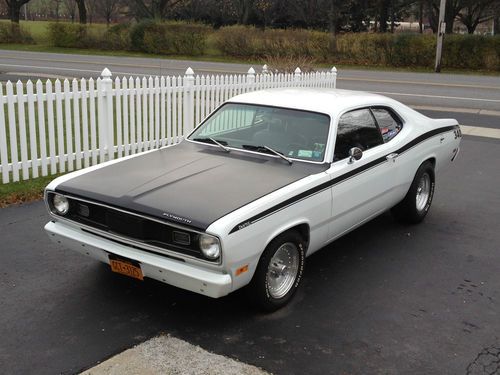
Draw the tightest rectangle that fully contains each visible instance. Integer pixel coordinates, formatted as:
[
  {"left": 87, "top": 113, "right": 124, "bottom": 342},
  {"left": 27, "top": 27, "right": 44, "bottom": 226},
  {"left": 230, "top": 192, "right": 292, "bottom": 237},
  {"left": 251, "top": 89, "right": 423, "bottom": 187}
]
[{"left": 434, "top": 0, "right": 447, "bottom": 72}]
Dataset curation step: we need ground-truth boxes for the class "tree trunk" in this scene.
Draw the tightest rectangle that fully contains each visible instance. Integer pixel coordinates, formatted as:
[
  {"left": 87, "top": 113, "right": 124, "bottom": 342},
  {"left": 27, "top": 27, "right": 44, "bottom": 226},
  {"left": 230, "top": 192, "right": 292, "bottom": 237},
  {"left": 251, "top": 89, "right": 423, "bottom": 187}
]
[
  {"left": 379, "top": 3, "right": 389, "bottom": 32},
  {"left": 419, "top": 0, "right": 423, "bottom": 33},
  {"left": 9, "top": 3, "right": 22, "bottom": 23},
  {"left": 76, "top": 0, "right": 87, "bottom": 24},
  {"left": 444, "top": 0, "right": 456, "bottom": 34}
]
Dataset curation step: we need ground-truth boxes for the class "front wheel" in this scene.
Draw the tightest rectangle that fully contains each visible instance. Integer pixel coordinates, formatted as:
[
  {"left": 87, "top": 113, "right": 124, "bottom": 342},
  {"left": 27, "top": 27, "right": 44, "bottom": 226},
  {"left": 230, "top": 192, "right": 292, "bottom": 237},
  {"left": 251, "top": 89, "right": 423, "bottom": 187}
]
[
  {"left": 248, "top": 231, "right": 305, "bottom": 312},
  {"left": 392, "top": 161, "right": 435, "bottom": 224}
]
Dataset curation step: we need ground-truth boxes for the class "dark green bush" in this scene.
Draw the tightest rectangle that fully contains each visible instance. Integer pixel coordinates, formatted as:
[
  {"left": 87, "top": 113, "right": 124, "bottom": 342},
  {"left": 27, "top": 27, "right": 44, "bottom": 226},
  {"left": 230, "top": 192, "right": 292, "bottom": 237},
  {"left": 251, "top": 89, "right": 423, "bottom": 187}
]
[
  {"left": 163, "top": 23, "right": 208, "bottom": 55},
  {"left": 47, "top": 22, "right": 87, "bottom": 47},
  {"left": 47, "top": 22, "right": 105, "bottom": 49},
  {"left": 443, "top": 34, "right": 499, "bottom": 70},
  {"left": 215, "top": 25, "right": 255, "bottom": 57},
  {"left": 391, "top": 33, "right": 435, "bottom": 66},
  {"left": 214, "top": 28, "right": 496, "bottom": 71},
  {"left": 215, "top": 26, "right": 331, "bottom": 59},
  {"left": 142, "top": 22, "right": 170, "bottom": 53},
  {"left": 0, "top": 23, "right": 33, "bottom": 44},
  {"left": 106, "top": 23, "right": 131, "bottom": 50},
  {"left": 129, "top": 19, "right": 157, "bottom": 51},
  {"left": 130, "top": 20, "right": 208, "bottom": 55}
]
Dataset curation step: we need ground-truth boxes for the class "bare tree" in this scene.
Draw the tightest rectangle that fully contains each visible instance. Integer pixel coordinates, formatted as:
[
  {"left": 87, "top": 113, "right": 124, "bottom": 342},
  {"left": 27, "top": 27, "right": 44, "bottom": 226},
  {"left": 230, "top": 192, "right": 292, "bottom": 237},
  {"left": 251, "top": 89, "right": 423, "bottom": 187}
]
[
  {"left": 86, "top": 0, "right": 98, "bottom": 23},
  {"left": 4, "top": 0, "right": 32, "bottom": 23},
  {"left": 98, "top": 0, "right": 121, "bottom": 25},
  {"left": 234, "top": 0, "right": 253, "bottom": 24},
  {"left": 457, "top": 0, "right": 495, "bottom": 33},
  {"left": 63, "top": 0, "right": 77, "bottom": 21},
  {"left": 427, "top": 0, "right": 464, "bottom": 33},
  {"left": 129, "top": 0, "right": 184, "bottom": 19}
]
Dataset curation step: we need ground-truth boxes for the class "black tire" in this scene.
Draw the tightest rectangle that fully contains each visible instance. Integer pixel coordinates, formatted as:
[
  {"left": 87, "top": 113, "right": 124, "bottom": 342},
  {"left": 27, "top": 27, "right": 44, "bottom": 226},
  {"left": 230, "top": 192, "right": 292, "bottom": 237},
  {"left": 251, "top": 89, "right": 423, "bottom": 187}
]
[
  {"left": 248, "top": 231, "right": 305, "bottom": 312},
  {"left": 391, "top": 161, "right": 435, "bottom": 224}
]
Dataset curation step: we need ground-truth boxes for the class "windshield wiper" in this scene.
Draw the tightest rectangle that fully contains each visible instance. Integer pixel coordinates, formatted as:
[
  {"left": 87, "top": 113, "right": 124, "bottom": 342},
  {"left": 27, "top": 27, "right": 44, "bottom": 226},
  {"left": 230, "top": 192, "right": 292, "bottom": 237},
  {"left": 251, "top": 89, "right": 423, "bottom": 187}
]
[
  {"left": 192, "top": 137, "right": 230, "bottom": 152},
  {"left": 242, "top": 144, "right": 293, "bottom": 165}
]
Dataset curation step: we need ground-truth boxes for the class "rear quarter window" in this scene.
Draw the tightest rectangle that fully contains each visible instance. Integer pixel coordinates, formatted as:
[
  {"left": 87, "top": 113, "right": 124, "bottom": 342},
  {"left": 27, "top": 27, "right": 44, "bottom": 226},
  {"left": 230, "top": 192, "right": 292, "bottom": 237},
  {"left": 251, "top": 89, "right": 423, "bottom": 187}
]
[{"left": 371, "top": 107, "right": 403, "bottom": 142}]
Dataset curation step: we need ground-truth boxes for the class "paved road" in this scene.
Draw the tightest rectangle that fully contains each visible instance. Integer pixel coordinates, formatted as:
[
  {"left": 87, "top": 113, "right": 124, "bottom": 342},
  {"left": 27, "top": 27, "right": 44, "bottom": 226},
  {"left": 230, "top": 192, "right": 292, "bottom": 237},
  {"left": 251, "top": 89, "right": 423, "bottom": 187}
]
[
  {"left": 1, "top": 133, "right": 499, "bottom": 375},
  {"left": 1, "top": 50, "right": 499, "bottom": 374},
  {"left": 0, "top": 50, "right": 499, "bottom": 112}
]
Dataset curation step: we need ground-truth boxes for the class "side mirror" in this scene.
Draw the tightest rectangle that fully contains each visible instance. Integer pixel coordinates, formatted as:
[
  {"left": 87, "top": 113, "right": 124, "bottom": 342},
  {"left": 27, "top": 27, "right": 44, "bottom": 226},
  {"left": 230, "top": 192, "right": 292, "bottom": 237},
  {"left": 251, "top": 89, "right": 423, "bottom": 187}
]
[{"left": 348, "top": 147, "right": 363, "bottom": 164}]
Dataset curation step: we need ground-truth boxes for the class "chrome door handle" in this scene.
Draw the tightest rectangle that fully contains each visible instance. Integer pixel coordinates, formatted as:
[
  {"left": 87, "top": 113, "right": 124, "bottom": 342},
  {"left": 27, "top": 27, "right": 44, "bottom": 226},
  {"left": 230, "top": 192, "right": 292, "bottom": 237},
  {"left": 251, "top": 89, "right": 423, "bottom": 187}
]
[{"left": 386, "top": 153, "right": 398, "bottom": 162}]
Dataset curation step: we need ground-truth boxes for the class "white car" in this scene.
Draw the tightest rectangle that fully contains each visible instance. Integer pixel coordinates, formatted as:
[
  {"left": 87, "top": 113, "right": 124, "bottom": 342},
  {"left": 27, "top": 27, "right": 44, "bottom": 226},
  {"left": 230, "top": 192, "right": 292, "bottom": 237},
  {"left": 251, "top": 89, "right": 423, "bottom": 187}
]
[{"left": 44, "top": 88, "right": 462, "bottom": 311}]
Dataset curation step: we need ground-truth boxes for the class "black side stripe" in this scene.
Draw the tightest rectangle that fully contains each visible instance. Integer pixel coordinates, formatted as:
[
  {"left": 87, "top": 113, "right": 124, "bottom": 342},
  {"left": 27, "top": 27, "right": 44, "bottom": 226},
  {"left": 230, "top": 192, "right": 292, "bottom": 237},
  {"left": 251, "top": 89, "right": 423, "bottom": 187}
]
[{"left": 229, "top": 125, "right": 459, "bottom": 234}]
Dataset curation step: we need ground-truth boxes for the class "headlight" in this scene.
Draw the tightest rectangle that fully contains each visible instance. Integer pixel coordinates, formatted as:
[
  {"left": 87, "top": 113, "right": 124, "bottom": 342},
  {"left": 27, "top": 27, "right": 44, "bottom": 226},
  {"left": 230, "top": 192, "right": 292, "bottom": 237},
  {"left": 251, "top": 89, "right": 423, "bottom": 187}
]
[
  {"left": 52, "top": 194, "right": 69, "bottom": 215},
  {"left": 199, "top": 234, "right": 221, "bottom": 260}
]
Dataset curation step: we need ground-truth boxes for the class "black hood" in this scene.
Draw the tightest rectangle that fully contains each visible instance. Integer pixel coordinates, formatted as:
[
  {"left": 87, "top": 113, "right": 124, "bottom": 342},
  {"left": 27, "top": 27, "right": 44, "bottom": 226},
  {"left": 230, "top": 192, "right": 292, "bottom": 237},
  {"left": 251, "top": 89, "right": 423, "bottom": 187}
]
[{"left": 55, "top": 141, "right": 328, "bottom": 230}]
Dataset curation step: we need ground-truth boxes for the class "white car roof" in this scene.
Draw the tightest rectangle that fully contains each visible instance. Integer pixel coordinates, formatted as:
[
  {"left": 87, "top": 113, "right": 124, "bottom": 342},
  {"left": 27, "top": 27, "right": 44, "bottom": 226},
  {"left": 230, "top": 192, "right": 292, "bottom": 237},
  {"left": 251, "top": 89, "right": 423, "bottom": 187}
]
[{"left": 227, "top": 88, "right": 402, "bottom": 119}]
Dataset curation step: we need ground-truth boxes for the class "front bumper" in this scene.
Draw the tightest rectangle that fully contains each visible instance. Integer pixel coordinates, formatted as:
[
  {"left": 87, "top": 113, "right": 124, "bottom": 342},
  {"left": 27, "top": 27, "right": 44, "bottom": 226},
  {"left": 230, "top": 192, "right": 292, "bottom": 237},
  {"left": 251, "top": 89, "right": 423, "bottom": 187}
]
[{"left": 45, "top": 220, "right": 232, "bottom": 298}]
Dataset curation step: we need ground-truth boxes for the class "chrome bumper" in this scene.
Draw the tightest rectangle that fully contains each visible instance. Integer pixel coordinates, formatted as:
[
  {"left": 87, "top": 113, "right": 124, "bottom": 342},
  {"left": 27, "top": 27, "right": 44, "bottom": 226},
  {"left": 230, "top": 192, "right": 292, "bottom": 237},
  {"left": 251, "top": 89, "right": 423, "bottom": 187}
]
[{"left": 45, "top": 220, "right": 232, "bottom": 298}]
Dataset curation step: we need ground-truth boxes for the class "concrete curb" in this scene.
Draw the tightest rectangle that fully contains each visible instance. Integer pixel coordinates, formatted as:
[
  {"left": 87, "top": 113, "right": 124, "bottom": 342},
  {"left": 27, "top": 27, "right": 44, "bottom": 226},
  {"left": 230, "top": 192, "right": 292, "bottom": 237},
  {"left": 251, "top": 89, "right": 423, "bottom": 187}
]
[
  {"left": 410, "top": 105, "right": 500, "bottom": 117},
  {"left": 80, "top": 334, "right": 271, "bottom": 375},
  {"left": 460, "top": 125, "right": 500, "bottom": 139}
]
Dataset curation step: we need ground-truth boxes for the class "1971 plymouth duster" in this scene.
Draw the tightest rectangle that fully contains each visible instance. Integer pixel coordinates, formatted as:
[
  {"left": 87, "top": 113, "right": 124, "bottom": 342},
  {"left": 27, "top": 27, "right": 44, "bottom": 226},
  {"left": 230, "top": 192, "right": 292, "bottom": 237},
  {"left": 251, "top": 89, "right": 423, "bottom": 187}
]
[{"left": 44, "top": 88, "right": 462, "bottom": 311}]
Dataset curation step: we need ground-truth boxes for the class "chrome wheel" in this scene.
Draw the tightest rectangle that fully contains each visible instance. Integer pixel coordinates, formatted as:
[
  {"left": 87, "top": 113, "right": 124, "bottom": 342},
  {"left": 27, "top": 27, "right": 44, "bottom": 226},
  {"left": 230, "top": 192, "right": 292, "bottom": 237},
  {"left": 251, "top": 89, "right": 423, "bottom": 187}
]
[
  {"left": 416, "top": 172, "right": 431, "bottom": 212},
  {"left": 266, "top": 242, "right": 300, "bottom": 299}
]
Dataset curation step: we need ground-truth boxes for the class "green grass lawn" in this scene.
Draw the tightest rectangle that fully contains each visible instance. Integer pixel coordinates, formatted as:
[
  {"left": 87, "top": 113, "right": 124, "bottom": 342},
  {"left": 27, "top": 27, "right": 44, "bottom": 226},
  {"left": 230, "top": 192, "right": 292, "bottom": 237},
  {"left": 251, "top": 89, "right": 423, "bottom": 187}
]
[
  {"left": 0, "top": 172, "right": 61, "bottom": 207},
  {"left": 0, "top": 19, "right": 108, "bottom": 44}
]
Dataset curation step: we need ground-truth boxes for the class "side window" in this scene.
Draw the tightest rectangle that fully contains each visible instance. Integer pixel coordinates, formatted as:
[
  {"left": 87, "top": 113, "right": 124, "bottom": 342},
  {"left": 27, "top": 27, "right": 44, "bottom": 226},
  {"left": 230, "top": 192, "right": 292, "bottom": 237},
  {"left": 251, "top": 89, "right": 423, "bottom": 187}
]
[
  {"left": 334, "top": 109, "right": 383, "bottom": 161},
  {"left": 371, "top": 107, "right": 403, "bottom": 142}
]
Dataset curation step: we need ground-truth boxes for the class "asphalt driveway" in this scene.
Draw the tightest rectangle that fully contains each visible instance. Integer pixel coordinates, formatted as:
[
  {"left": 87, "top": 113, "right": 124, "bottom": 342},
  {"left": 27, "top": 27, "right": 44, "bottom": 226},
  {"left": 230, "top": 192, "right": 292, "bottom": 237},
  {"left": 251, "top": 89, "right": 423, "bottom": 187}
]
[{"left": 1, "top": 135, "right": 499, "bottom": 375}]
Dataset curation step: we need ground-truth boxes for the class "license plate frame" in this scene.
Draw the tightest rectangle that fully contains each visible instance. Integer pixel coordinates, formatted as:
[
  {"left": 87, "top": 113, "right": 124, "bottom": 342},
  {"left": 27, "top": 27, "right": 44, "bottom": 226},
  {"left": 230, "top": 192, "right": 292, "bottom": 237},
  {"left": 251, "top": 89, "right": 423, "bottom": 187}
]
[{"left": 108, "top": 255, "right": 144, "bottom": 281}]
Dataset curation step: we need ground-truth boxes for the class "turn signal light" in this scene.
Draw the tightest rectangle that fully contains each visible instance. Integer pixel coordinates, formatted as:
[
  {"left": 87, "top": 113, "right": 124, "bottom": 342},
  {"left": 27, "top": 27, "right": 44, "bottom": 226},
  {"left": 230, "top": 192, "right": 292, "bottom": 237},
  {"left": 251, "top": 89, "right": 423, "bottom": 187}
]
[{"left": 236, "top": 265, "right": 248, "bottom": 276}]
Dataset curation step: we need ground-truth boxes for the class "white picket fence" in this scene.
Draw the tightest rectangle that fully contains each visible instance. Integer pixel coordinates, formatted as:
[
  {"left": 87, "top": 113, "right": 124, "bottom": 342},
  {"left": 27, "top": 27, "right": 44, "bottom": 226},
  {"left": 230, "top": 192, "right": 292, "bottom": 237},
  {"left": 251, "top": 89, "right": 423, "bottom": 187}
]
[{"left": 0, "top": 65, "right": 337, "bottom": 184}]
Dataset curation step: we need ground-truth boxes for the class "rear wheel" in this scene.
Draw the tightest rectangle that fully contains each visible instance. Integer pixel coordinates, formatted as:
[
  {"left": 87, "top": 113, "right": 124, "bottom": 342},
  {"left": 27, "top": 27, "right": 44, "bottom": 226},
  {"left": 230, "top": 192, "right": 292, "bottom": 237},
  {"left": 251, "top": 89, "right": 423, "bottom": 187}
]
[
  {"left": 392, "top": 161, "right": 435, "bottom": 224},
  {"left": 248, "top": 231, "right": 305, "bottom": 312}
]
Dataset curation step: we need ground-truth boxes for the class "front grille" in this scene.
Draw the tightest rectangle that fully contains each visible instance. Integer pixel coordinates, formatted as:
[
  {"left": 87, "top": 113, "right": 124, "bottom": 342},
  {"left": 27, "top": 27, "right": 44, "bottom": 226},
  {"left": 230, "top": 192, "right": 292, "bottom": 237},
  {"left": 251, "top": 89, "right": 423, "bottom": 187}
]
[{"left": 57, "top": 196, "right": 205, "bottom": 260}]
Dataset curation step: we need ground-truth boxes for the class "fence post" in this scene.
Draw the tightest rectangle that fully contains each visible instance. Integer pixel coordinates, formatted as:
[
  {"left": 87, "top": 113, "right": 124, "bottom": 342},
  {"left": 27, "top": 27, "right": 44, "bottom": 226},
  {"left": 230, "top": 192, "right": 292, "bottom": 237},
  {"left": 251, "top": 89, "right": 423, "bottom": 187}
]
[
  {"left": 98, "top": 68, "right": 114, "bottom": 161},
  {"left": 183, "top": 67, "right": 195, "bottom": 137},
  {"left": 247, "top": 67, "right": 255, "bottom": 92},
  {"left": 331, "top": 66, "right": 337, "bottom": 88},
  {"left": 262, "top": 64, "right": 269, "bottom": 75},
  {"left": 294, "top": 67, "right": 302, "bottom": 86}
]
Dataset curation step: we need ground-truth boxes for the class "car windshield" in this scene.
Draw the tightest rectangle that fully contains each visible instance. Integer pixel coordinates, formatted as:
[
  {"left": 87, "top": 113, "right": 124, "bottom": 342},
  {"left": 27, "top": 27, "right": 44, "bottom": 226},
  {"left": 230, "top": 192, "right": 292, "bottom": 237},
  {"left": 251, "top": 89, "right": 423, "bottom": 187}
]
[{"left": 188, "top": 103, "right": 331, "bottom": 162}]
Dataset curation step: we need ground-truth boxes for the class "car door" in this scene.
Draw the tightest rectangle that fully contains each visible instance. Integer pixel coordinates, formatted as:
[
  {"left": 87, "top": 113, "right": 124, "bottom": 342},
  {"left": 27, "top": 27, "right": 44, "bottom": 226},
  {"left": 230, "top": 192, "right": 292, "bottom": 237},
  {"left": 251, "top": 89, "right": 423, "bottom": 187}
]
[{"left": 327, "top": 107, "right": 402, "bottom": 241}]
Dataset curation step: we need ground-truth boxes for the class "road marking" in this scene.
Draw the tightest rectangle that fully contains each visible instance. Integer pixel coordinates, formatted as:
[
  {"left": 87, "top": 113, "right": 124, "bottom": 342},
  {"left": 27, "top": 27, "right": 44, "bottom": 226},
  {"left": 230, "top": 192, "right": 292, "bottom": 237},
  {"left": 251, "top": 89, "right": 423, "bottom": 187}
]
[
  {"left": 80, "top": 334, "right": 269, "bottom": 375},
  {"left": 411, "top": 105, "right": 500, "bottom": 117},
  {"left": 2, "top": 52, "right": 500, "bottom": 89},
  {"left": 460, "top": 125, "right": 500, "bottom": 139},
  {"left": 0, "top": 57, "right": 246, "bottom": 74},
  {"left": 339, "top": 76, "right": 500, "bottom": 90},
  {"left": 0, "top": 63, "right": 155, "bottom": 78},
  {"left": 373, "top": 91, "right": 500, "bottom": 103}
]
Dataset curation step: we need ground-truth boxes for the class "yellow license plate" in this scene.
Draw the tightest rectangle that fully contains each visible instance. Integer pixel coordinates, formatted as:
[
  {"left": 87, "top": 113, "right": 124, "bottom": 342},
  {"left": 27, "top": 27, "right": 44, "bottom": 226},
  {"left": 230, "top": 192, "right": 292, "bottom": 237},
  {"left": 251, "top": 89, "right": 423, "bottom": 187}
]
[{"left": 109, "top": 257, "right": 144, "bottom": 281}]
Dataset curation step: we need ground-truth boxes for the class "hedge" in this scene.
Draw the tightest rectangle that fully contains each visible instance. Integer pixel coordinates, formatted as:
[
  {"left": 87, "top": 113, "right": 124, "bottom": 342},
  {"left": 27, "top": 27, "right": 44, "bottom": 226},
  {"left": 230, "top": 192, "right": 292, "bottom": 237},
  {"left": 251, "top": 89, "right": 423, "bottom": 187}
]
[
  {"left": 0, "top": 23, "right": 33, "bottom": 44},
  {"left": 216, "top": 26, "right": 499, "bottom": 71},
  {"left": 35, "top": 22, "right": 500, "bottom": 71},
  {"left": 131, "top": 21, "right": 209, "bottom": 55}
]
